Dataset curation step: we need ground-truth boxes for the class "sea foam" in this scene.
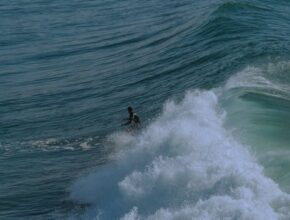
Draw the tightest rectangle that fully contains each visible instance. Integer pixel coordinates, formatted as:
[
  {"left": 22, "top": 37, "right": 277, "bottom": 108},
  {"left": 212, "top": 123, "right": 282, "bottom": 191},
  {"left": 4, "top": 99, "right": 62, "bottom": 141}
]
[{"left": 70, "top": 90, "right": 290, "bottom": 220}]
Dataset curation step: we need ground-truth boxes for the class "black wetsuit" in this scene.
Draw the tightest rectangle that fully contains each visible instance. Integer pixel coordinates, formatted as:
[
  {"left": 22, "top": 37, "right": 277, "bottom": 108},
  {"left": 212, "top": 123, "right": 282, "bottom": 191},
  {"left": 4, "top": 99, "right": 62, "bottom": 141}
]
[{"left": 123, "top": 112, "right": 141, "bottom": 128}]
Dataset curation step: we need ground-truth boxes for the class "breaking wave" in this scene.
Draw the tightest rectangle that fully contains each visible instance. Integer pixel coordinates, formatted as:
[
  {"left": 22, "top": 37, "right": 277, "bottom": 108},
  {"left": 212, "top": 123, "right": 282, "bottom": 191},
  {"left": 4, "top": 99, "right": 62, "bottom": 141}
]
[{"left": 69, "top": 64, "right": 290, "bottom": 219}]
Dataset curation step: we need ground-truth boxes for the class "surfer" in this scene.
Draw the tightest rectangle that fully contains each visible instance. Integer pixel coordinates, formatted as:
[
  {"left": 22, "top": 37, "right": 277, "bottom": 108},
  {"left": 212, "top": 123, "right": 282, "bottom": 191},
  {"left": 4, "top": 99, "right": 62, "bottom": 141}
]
[{"left": 122, "top": 106, "right": 141, "bottom": 130}]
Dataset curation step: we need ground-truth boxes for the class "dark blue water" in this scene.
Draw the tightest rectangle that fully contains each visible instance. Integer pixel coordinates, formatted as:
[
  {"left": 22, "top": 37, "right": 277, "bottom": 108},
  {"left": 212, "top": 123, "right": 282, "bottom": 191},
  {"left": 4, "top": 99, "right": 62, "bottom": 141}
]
[{"left": 1, "top": 0, "right": 290, "bottom": 219}]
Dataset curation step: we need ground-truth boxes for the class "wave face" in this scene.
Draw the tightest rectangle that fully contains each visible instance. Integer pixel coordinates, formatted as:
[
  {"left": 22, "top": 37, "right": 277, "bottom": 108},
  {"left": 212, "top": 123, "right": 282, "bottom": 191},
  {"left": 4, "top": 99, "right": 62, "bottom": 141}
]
[
  {"left": 221, "top": 60, "right": 290, "bottom": 193},
  {"left": 2, "top": 0, "right": 290, "bottom": 219}
]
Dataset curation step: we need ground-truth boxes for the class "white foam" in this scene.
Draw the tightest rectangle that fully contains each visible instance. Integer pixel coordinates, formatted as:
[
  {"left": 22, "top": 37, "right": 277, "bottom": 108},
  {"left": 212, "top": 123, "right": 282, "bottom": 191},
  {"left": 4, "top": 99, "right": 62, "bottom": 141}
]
[
  {"left": 70, "top": 90, "right": 290, "bottom": 220},
  {"left": 223, "top": 62, "right": 290, "bottom": 101}
]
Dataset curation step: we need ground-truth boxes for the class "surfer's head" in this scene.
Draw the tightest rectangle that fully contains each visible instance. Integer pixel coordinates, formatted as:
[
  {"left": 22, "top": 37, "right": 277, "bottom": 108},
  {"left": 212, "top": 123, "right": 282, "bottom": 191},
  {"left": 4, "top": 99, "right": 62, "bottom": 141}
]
[{"left": 128, "top": 106, "right": 133, "bottom": 113}]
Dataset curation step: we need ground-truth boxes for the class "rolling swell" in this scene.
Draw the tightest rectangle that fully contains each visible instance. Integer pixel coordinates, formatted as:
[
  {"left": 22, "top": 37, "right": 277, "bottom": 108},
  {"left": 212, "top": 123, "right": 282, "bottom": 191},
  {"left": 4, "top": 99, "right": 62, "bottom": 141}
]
[
  {"left": 2, "top": 0, "right": 290, "bottom": 140},
  {"left": 1, "top": 0, "right": 290, "bottom": 219}
]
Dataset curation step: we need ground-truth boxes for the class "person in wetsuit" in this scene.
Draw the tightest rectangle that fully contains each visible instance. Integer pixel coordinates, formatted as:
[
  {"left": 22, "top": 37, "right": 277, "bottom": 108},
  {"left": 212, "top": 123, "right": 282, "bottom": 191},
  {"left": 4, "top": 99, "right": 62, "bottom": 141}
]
[{"left": 122, "top": 106, "right": 141, "bottom": 130}]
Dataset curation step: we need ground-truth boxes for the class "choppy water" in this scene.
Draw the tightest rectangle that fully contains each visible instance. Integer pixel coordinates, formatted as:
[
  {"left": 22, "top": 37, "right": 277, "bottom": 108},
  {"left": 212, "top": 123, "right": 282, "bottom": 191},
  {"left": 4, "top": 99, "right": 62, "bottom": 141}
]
[{"left": 1, "top": 0, "right": 290, "bottom": 219}]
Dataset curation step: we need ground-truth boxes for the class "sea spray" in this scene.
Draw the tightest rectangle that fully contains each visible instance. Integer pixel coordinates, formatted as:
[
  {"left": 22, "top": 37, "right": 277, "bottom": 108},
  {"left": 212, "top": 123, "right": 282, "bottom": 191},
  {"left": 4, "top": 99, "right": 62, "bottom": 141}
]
[{"left": 70, "top": 90, "right": 290, "bottom": 220}]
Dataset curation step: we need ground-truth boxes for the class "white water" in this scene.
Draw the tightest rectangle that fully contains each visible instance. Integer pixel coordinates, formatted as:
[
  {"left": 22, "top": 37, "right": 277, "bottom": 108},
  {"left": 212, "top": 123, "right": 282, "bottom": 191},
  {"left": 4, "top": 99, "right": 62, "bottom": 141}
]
[
  {"left": 70, "top": 69, "right": 290, "bottom": 219},
  {"left": 71, "top": 60, "right": 290, "bottom": 220}
]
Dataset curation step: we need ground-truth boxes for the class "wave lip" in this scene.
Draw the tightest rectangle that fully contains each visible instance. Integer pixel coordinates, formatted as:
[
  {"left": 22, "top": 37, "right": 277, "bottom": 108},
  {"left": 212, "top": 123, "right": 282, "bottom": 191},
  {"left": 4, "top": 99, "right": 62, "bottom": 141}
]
[
  {"left": 220, "top": 61, "right": 290, "bottom": 196},
  {"left": 70, "top": 90, "right": 290, "bottom": 220}
]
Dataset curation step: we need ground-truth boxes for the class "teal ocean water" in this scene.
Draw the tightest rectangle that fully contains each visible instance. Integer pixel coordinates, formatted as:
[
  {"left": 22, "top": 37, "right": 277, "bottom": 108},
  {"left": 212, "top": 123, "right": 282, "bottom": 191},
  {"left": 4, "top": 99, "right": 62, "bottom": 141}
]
[{"left": 1, "top": 0, "right": 290, "bottom": 219}]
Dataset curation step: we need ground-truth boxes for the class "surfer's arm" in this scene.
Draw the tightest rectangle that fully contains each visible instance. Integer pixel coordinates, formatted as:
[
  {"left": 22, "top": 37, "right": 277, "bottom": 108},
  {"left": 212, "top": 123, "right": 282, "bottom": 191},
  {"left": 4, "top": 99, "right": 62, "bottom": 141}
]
[{"left": 121, "top": 118, "right": 132, "bottom": 126}]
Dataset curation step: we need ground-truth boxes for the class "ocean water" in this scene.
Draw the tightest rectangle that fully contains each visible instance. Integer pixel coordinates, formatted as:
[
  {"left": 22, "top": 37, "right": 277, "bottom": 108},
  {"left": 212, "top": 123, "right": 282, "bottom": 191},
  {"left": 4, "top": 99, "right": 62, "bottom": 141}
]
[{"left": 1, "top": 0, "right": 290, "bottom": 219}]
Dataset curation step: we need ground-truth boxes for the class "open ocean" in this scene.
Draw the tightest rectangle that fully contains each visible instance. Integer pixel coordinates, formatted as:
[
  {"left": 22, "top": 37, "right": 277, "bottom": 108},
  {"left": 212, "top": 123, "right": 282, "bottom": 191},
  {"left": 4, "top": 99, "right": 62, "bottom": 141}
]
[{"left": 1, "top": 0, "right": 290, "bottom": 219}]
